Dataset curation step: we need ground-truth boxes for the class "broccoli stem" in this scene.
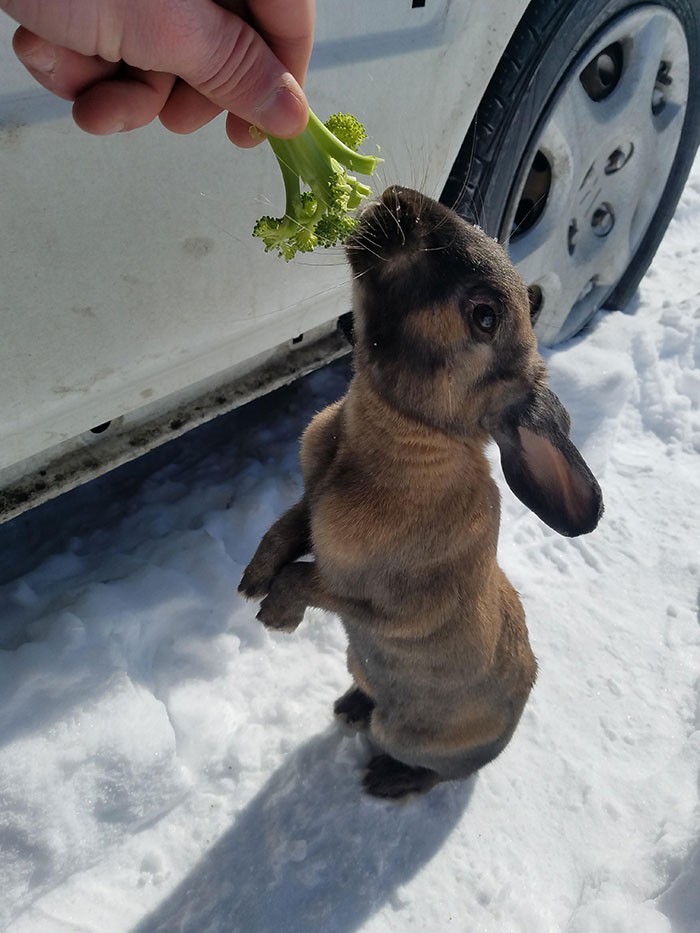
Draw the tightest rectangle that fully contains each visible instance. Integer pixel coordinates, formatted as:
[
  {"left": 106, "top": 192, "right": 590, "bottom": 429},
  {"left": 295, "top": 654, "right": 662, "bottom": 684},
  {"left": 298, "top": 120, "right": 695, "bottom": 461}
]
[{"left": 269, "top": 133, "right": 334, "bottom": 211}]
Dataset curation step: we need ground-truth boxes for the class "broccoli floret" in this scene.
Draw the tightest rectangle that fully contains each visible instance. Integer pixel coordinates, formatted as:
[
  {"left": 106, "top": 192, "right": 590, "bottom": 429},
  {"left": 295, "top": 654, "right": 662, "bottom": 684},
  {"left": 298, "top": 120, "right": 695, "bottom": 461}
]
[
  {"left": 253, "top": 110, "right": 382, "bottom": 260},
  {"left": 324, "top": 112, "right": 368, "bottom": 151}
]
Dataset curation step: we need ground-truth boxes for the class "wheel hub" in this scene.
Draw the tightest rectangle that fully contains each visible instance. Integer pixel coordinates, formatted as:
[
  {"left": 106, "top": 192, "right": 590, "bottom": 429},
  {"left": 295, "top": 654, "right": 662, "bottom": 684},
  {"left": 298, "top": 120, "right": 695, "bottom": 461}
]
[{"left": 504, "top": 7, "right": 690, "bottom": 344}]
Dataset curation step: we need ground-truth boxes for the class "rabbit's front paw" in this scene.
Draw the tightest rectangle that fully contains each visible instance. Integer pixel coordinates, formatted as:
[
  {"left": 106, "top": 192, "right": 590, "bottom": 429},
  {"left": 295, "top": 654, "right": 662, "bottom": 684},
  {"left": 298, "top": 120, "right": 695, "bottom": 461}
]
[
  {"left": 255, "top": 564, "right": 308, "bottom": 632},
  {"left": 256, "top": 593, "right": 305, "bottom": 632},
  {"left": 238, "top": 554, "right": 277, "bottom": 600}
]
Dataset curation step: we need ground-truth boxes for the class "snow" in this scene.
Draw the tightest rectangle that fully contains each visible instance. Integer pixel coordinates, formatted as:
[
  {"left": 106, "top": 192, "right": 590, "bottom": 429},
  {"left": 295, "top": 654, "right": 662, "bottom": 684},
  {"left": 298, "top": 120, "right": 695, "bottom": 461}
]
[{"left": 1, "top": 161, "right": 700, "bottom": 933}]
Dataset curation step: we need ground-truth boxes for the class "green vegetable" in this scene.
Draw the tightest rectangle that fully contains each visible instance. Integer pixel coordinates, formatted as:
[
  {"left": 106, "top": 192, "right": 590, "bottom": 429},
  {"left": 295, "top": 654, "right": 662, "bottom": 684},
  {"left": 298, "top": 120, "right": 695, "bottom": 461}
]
[{"left": 253, "top": 110, "right": 382, "bottom": 261}]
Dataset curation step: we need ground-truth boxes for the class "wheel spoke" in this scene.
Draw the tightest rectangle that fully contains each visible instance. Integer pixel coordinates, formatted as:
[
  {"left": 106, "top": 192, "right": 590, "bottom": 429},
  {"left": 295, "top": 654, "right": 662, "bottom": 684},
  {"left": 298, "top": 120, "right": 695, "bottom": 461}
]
[
  {"left": 536, "top": 81, "right": 593, "bottom": 203},
  {"left": 541, "top": 60, "right": 636, "bottom": 175},
  {"left": 616, "top": 11, "right": 671, "bottom": 129},
  {"left": 508, "top": 209, "right": 565, "bottom": 289}
]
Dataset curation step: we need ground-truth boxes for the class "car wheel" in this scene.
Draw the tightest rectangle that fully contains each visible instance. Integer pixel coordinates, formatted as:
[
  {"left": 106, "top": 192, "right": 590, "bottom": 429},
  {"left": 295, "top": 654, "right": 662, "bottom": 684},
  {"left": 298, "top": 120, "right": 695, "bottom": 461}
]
[{"left": 442, "top": 0, "right": 700, "bottom": 346}]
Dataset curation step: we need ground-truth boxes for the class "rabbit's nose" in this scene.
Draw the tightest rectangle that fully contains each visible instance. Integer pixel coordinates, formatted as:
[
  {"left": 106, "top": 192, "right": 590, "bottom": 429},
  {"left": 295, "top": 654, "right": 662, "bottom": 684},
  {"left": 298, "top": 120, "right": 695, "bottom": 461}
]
[{"left": 355, "top": 196, "right": 380, "bottom": 218}]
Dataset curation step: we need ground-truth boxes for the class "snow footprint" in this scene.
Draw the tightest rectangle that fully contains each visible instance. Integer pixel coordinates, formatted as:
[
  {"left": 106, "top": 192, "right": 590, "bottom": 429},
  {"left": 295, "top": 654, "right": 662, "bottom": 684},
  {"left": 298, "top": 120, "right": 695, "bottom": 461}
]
[{"left": 633, "top": 303, "right": 700, "bottom": 451}]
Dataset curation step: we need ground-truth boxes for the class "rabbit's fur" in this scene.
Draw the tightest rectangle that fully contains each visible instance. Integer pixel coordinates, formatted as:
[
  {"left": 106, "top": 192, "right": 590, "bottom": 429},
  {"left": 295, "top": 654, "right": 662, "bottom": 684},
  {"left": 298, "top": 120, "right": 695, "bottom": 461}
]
[{"left": 240, "top": 187, "right": 603, "bottom": 799}]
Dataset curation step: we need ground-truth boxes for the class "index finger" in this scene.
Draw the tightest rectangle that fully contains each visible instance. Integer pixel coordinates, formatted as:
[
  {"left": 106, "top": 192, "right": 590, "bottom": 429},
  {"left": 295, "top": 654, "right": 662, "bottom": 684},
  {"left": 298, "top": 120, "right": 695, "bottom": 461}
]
[{"left": 246, "top": 0, "right": 315, "bottom": 85}]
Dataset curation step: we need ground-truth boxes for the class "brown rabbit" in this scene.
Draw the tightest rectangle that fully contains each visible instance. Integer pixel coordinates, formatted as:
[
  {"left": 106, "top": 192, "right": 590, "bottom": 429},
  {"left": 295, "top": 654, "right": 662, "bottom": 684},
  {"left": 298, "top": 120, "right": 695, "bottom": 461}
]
[{"left": 239, "top": 186, "right": 603, "bottom": 799}]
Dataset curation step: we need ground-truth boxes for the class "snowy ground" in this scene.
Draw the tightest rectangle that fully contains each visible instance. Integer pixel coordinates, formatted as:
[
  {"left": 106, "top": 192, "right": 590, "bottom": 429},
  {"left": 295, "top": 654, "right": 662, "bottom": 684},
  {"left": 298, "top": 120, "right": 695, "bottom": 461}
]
[{"left": 1, "top": 159, "right": 700, "bottom": 933}]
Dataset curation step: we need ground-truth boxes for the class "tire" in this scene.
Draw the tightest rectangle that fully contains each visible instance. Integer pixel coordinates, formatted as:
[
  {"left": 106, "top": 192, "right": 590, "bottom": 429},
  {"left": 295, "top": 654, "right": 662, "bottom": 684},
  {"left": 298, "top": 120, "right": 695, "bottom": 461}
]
[{"left": 442, "top": 0, "right": 700, "bottom": 346}]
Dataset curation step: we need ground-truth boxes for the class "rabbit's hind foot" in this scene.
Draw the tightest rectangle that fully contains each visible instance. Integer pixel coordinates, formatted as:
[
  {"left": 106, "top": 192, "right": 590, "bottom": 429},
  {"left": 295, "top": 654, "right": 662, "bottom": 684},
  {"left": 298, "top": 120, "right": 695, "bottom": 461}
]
[
  {"left": 362, "top": 754, "right": 440, "bottom": 799},
  {"left": 334, "top": 687, "right": 375, "bottom": 730}
]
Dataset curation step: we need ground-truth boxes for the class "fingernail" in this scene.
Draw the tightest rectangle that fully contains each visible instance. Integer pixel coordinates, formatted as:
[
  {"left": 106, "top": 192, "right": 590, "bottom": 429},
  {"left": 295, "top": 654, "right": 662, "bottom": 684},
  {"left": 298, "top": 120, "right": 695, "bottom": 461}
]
[
  {"left": 255, "top": 80, "right": 307, "bottom": 138},
  {"left": 22, "top": 40, "right": 57, "bottom": 76}
]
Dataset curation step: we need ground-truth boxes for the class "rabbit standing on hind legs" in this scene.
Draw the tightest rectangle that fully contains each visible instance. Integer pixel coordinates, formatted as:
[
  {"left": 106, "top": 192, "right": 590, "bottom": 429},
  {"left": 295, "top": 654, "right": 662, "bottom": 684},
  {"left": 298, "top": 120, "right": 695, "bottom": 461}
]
[{"left": 239, "top": 186, "right": 603, "bottom": 800}]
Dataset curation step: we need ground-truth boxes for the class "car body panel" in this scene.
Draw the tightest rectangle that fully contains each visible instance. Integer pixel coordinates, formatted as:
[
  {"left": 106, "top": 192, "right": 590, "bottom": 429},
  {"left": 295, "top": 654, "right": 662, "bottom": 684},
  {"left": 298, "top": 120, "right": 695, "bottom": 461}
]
[{"left": 0, "top": 0, "right": 530, "bottom": 519}]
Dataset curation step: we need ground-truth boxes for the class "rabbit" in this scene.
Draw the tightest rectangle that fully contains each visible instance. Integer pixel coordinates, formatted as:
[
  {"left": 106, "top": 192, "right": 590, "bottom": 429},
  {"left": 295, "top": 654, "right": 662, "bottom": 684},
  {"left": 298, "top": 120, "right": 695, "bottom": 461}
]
[{"left": 239, "top": 186, "right": 603, "bottom": 799}]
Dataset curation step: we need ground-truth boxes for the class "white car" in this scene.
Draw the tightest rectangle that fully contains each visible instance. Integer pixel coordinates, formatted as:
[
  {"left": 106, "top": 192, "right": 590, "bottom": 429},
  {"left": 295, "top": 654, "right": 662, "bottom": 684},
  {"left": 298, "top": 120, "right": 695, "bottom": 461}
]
[{"left": 1, "top": 0, "right": 698, "bottom": 521}]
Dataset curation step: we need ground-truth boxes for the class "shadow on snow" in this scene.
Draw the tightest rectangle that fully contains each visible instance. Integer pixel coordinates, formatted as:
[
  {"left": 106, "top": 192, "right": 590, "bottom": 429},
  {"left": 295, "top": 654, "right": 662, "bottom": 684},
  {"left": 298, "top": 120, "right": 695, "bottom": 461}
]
[{"left": 135, "top": 728, "right": 473, "bottom": 933}]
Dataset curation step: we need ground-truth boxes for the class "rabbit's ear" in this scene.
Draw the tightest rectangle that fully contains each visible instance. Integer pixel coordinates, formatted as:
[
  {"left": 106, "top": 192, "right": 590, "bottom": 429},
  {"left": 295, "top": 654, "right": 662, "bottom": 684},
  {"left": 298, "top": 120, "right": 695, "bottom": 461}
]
[{"left": 491, "top": 386, "right": 603, "bottom": 537}]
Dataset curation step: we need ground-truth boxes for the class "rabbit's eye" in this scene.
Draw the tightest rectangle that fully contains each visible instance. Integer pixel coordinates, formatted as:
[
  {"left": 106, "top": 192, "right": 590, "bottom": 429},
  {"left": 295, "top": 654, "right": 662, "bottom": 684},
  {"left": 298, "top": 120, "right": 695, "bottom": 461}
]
[{"left": 472, "top": 303, "right": 500, "bottom": 334}]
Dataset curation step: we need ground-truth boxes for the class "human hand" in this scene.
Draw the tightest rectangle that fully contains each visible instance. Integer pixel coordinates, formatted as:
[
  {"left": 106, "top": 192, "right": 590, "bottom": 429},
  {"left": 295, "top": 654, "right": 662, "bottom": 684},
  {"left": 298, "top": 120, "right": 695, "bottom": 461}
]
[{"left": 0, "top": 0, "right": 315, "bottom": 146}]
